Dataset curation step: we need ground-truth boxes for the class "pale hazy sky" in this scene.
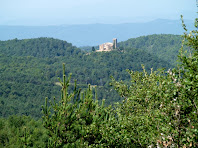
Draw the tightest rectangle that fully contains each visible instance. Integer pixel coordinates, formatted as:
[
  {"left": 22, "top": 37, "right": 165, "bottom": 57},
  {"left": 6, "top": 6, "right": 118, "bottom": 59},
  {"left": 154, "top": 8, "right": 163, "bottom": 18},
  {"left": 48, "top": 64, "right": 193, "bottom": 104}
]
[{"left": 0, "top": 0, "right": 197, "bottom": 25}]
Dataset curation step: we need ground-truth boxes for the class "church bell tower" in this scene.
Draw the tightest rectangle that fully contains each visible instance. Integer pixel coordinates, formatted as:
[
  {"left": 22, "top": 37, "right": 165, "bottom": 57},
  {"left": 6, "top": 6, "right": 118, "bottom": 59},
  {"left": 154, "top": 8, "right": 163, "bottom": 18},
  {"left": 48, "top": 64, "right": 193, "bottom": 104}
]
[{"left": 113, "top": 38, "right": 117, "bottom": 49}]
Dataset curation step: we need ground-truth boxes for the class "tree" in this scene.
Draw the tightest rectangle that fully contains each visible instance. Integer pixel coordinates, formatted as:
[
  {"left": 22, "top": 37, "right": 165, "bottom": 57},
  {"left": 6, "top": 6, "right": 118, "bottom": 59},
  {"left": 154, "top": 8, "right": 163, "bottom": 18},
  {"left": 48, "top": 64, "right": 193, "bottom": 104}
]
[
  {"left": 42, "top": 64, "right": 112, "bottom": 147},
  {"left": 92, "top": 46, "right": 96, "bottom": 52},
  {"left": 110, "top": 16, "right": 198, "bottom": 147},
  {"left": 42, "top": 16, "right": 198, "bottom": 147}
]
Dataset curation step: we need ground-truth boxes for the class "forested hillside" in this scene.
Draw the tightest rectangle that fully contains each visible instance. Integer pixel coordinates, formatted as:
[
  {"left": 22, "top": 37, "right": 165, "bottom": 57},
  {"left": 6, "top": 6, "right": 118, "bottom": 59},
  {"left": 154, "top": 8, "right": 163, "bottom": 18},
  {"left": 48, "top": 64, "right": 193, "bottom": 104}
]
[
  {"left": 0, "top": 35, "right": 177, "bottom": 118},
  {"left": 0, "top": 18, "right": 197, "bottom": 147},
  {"left": 119, "top": 34, "right": 182, "bottom": 65}
]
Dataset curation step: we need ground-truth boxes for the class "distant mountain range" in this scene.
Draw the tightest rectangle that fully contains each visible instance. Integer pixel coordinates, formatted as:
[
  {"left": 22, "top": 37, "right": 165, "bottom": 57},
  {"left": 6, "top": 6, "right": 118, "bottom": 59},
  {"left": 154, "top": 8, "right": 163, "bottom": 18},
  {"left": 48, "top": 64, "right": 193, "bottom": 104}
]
[{"left": 0, "top": 19, "right": 194, "bottom": 47}]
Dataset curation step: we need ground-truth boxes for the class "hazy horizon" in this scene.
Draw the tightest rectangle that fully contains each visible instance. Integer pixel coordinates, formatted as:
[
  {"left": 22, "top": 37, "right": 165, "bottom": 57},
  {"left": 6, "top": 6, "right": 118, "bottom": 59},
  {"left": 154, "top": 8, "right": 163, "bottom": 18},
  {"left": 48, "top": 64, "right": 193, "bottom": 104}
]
[{"left": 1, "top": 0, "right": 197, "bottom": 26}]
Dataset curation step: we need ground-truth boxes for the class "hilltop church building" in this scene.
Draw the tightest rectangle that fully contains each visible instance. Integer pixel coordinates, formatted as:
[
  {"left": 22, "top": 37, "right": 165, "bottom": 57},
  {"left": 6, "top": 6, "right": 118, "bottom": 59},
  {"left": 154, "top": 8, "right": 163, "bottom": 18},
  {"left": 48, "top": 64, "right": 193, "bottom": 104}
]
[{"left": 97, "top": 38, "right": 117, "bottom": 52}]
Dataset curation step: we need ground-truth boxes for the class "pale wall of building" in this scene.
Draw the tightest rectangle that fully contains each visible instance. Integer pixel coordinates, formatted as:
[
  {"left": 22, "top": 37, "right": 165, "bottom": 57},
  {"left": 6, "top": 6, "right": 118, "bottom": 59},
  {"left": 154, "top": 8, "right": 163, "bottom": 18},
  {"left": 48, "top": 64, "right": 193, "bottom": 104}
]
[{"left": 98, "top": 38, "right": 117, "bottom": 52}]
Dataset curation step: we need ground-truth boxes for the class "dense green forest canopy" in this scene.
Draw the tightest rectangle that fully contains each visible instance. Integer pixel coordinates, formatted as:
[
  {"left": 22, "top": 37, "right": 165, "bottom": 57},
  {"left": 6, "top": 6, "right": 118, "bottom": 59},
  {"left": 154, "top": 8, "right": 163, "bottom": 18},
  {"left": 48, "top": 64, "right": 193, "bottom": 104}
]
[
  {"left": 0, "top": 37, "right": 82, "bottom": 58},
  {"left": 0, "top": 35, "right": 180, "bottom": 118},
  {"left": 119, "top": 34, "right": 182, "bottom": 65},
  {"left": 0, "top": 15, "right": 198, "bottom": 147}
]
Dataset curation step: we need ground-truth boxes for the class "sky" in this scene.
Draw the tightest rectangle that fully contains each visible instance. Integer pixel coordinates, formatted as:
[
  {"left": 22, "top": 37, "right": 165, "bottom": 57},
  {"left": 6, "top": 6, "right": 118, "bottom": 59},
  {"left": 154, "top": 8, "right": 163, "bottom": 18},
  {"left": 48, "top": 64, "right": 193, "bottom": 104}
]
[{"left": 0, "top": 0, "right": 197, "bottom": 25}]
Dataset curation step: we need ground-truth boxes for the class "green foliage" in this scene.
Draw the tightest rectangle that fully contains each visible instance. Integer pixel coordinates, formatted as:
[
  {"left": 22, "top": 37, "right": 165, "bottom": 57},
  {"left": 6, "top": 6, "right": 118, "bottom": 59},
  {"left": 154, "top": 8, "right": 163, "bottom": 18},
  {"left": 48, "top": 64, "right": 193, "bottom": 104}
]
[
  {"left": 0, "top": 55, "right": 61, "bottom": 118},
  {"left": 0, "top": 37, "right": 82, "bottom": 58},
  {"left": 92, "top": 46, "right": 96, "bottom": 52},
  {"left": 0, "top": 116, "right": 48, "bottom": 147},
  {"left": 110, "top": 16, "right": 198, "bottom": 147},
  {"left": 1, "top": 15, "right": 197, "bottom": 147},
  {"left": 0, "top": 35, "right": 173, "bottom": 118},
  {"left": 41, "top": 16, "right": 198, "bottom": 147},
  {"left": 119, "top": 34, "right": 182, "bottom": 65},
  {"left": 42, "top": 64, "right": 113, "bottom": 147}
]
